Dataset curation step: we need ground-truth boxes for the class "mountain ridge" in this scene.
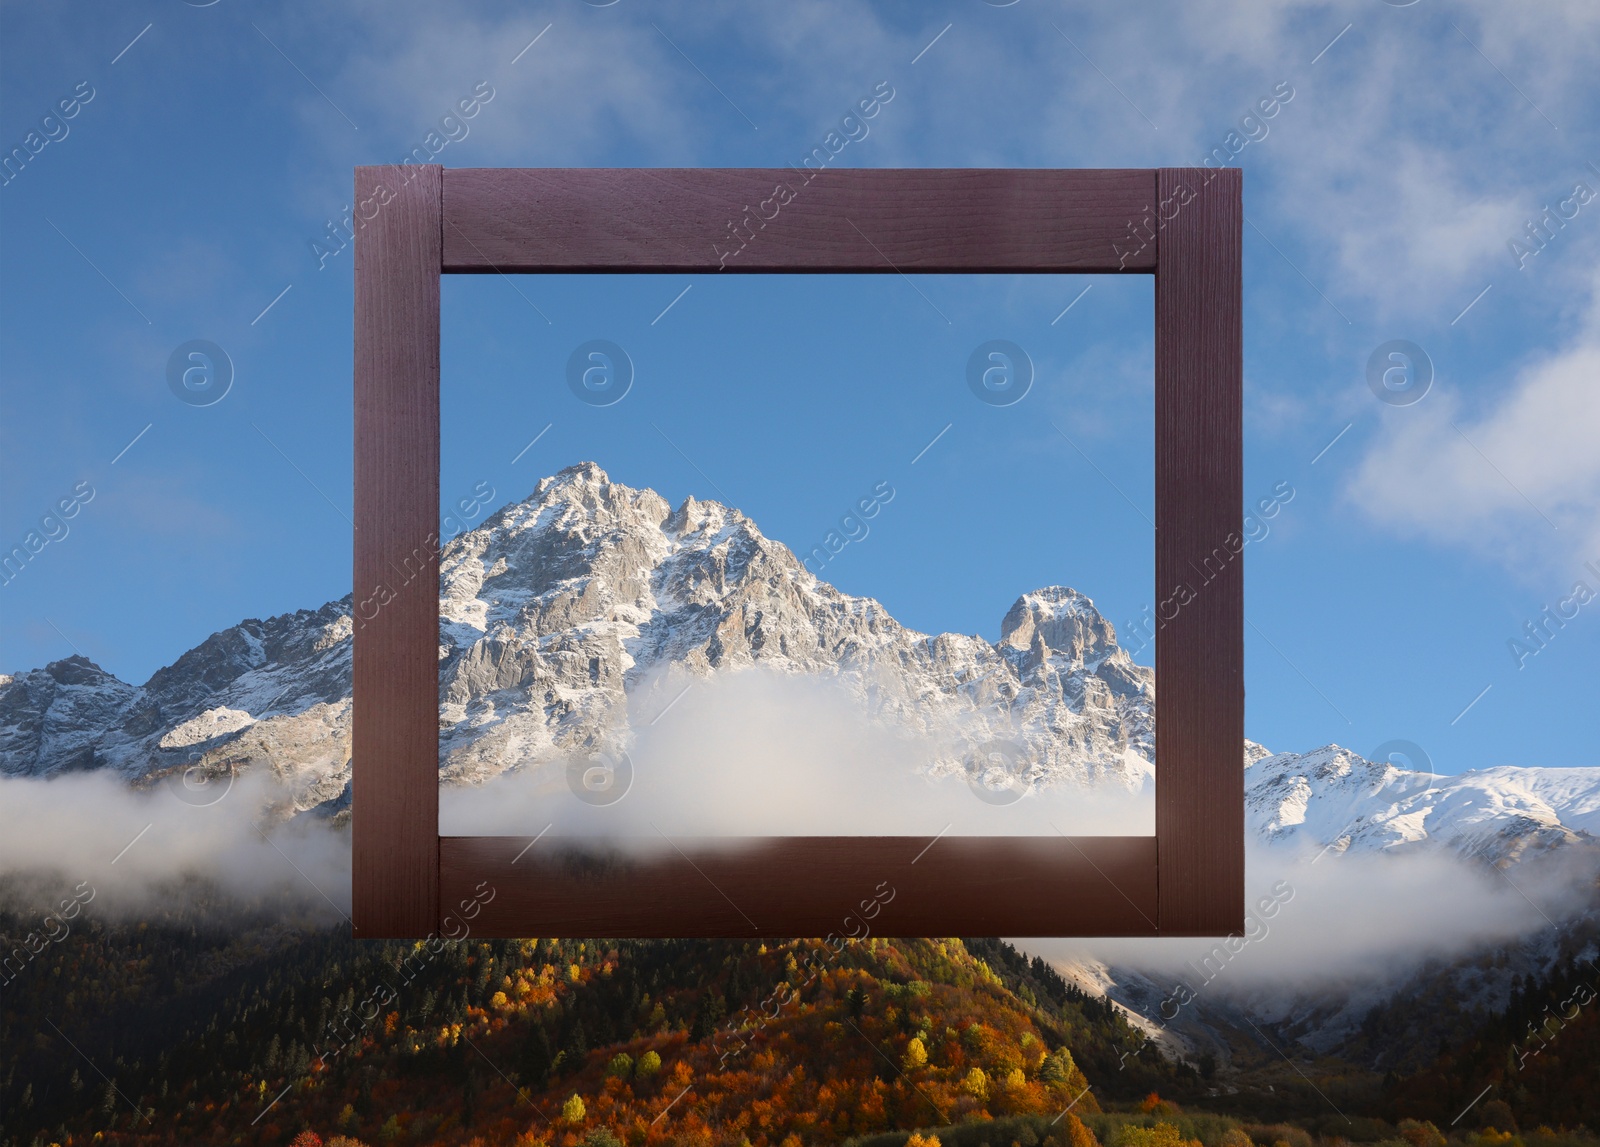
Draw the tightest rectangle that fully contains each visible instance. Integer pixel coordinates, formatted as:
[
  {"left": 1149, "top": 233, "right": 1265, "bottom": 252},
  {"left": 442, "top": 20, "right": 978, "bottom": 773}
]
[{"left": 2, "top": 462, "right": 1595, "bottom": 860}]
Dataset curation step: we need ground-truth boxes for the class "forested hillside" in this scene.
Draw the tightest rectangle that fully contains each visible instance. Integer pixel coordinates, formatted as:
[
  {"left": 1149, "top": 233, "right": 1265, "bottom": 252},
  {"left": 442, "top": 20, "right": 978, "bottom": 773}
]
[
  {"left": 3, "top": 889, "right": 1163, "bottom": 1146},
  {"left": 4, "top": 889, "right": 1596, "bottom": 1147}
]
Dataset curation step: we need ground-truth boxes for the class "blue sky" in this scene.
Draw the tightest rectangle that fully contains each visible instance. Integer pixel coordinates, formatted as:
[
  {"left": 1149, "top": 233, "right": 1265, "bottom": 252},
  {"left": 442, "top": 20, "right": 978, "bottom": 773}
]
[{"left": 2, "top": 1, "right": 1598, "bottom": 776}]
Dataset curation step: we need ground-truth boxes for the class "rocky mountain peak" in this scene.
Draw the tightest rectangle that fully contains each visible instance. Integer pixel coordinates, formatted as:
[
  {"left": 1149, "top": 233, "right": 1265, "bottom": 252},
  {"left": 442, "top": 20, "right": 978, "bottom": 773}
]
[
  {"left": 5, "top": 465, "right": 1598, "bottom": 863},
  {"left": 0, "top": 656, "right": 141, "bottom": 775},
  {"left": 998, "top": 587, "right": 1118, "bottom": 666},
  {"left": 530, "top": 459, "right": 612, "bottom": 501},
  {"left": 664, "top": 493, "right": 756, "bottom": 543},
  {"left": 45, "top": 654, "right": 116, "bottom": 686},
  {"left": 0, "top": 468, "right": 1163, "bottom": 799}
]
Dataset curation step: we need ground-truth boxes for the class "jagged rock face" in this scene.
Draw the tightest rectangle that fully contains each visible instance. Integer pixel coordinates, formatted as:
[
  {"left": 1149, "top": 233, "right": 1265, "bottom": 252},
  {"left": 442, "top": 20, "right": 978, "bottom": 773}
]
[
  {"left": 0, "top": 599, "right": 354, "bottom": 805},
  {"left": 1000, "top": 587, "right": 1117, "bottom": 669},
  {"left": 2, "top": 461, "right": 1595, "bottom": 856},
  {"left": 433, "top": 464, "right": 1155, "bottom": 790},
  {"left": 0, "top": 657, "right": 140, "bottom": 774},
  {"left": 0, "top": 463, "right": 1156, "bottom": 812}
]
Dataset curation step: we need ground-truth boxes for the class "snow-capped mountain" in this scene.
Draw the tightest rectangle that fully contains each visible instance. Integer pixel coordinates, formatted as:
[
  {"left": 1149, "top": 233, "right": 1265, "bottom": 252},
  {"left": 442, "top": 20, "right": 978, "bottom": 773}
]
[
  {"left": 0, "top": 463, "right": 1153, "bottom": 811},
  {"left": 1247, "top": 744, "right": 1600, "bottom": 862},
  {"left": 2, "top": 461, "right": 1596, "bottom": 860},
  {"left": 0, "top": 597, "right": 356, "bottom": 811},
  {"left": 430, "top": 462, "right": 1152, "bottom": 791}
]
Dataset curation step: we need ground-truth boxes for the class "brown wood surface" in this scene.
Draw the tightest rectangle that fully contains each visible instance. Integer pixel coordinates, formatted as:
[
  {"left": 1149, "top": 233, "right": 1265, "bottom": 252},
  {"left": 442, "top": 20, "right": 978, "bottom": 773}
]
[
  {"left": 439, "top": 836, "right": 1158, "bottom": 938},
  {"left": 1153, "top": 167, "right": 1245, "bottom": 935},
  {"left": 441, "top": 168, "right": 1157, "bottom": 273},
  {"left": 350, "top": 165, "right": 1246, "bottom": 938},
  {"left": 353, "top": 164, "right": 443, "bottom": 939}
]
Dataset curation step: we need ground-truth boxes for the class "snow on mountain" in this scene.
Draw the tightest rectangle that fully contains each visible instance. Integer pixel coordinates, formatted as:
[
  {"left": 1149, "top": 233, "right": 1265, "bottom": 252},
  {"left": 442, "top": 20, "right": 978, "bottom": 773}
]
[
  {"left": 1, "top": 461, "right": 1594, "bottom": 857},
  {"left": 1478, "top": 766, "right": 1600, "bottom": 836},
  {"left": 1246, "top": 744, "right": 1600, "bottom": 862},
  {"left": 0, "top": 463, "right": 1154, "bottom": 813}
]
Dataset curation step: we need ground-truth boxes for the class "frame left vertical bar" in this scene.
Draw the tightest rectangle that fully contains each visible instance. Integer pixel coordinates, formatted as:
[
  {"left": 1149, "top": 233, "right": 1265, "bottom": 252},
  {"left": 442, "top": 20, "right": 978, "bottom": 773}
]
[{"left": 353, "top": 164, "right": 442, "bottom": 938}]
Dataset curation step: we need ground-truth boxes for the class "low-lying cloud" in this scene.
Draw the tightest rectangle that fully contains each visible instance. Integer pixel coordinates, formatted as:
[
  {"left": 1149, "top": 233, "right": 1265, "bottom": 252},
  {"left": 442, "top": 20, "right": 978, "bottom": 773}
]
[
  {"left": 5, "top": 665, "right": 1595, "bottom": 999},
  {"left": 439, "top": 667, "right": 1155, "bottom": 845},
  {"left": 1020, "top": 841, "right": 1599, "bottom": 992},
  {"left": 0, "top": 769, "right": 350, "bottom": 921}
]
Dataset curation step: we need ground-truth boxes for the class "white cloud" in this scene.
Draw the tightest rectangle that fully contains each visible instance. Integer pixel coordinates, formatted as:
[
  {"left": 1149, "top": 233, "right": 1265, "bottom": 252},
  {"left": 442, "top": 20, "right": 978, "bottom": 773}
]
[
  {"left": 440, "top": 667, "right": 1153, "bottom": 844},
  {"left": 0, "top": 771, "right": 350, "bottom": 919},
  {"left": 1322, "top": 146, "right": 1523, "bottom": 317},
  {"left": 1021, "top": 841, "right": 1594, "bottom": 987},
  {"left": 255, "top": 0, "right": 1600, "bottom": 332},
  {"left": 1347, "top": 270, "right": 1600, "bottom": 573}
]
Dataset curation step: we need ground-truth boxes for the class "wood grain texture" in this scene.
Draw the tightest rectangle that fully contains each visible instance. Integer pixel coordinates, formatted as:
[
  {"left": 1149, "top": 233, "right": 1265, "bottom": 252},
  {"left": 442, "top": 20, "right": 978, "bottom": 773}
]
[
  {"left": 353, "top": 164, "right": 442, "bottom": 939},
  {"left": 441, "top": 168, "right": 1157, "bottom": 273},
  {"left": 439, "top": 836, "right": 1159, "bottom": 938},
  {"left": 349, "top": 165, "right": 1247, "bottom": 938},
  {"left": 1153, "top": 167, "right": 1245, "bottom": 935}
]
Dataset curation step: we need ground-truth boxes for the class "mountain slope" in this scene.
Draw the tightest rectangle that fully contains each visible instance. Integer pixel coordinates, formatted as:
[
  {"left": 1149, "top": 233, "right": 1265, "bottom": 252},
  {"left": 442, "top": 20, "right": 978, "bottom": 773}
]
[
  {"left": 1, "top": 462, "right": 1596, "bottom": 858},
  {"left": 430, "top": 463, "right": 1153, "bottom": 793},
  {"left": 3, "top": 915, "right": 1143, "bottom": 1146},
  {"left": 1245, "top": 745, "right": 1600, "bottom": 861},
  {"left": 0, "top": 464, "right": 1154, "bottom": 813}
]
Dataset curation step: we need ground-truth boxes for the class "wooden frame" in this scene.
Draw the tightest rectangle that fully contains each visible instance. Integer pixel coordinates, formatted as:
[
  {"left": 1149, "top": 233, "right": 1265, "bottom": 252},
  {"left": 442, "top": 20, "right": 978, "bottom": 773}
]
[{"left": 354, "top": 167, "right": 1242, "bottom": 939}]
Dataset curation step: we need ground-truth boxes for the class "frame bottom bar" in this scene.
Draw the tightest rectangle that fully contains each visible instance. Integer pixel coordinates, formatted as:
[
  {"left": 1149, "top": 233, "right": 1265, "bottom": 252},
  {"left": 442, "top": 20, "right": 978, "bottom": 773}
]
[{"left": 435, "top": 835, "right": 1159, "bottom": 939}]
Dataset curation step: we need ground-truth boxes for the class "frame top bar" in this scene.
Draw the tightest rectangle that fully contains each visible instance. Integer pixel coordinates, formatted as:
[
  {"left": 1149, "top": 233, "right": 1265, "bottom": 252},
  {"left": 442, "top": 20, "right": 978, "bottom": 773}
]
[{"left": 432, "top": 167, "right": 1157, "bottom": 274}]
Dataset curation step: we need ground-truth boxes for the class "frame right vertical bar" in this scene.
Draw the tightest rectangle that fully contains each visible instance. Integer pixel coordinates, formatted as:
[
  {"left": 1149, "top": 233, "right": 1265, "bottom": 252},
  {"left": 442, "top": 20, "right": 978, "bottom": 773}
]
[{"left": 1154, "top": 167, "right": 1244, "bottom": 935}]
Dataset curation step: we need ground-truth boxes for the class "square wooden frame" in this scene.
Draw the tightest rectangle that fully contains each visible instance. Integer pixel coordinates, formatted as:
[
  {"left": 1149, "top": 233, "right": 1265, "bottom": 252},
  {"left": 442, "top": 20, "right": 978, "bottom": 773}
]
[{"left": 353, "top": 166, "right": 1242, "bottom": 940}]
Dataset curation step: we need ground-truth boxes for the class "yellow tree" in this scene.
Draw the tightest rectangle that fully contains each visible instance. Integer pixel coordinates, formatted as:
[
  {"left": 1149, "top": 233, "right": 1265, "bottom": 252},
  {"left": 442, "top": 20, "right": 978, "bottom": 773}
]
[{"left": 961, "top": 1068, "right": 989, "bottom": 1103}]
